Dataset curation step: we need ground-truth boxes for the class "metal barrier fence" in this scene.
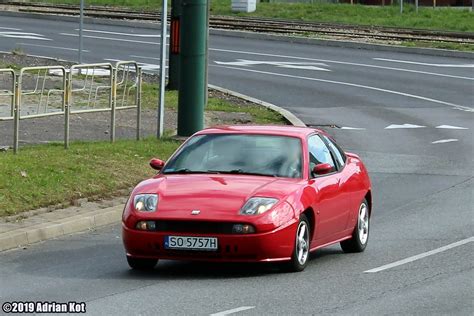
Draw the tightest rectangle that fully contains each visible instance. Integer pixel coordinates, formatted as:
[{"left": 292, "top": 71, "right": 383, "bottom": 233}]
[
  {"left": 0, "top": 61, "right": 142, "bottom": 154},
  {"left": 0, "top": 68, "right": 15, "bottom": 120}
]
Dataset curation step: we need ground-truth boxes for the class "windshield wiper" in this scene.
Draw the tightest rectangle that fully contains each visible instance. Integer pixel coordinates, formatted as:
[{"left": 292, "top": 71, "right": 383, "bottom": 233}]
[
  {"left": 208, "top": 169, "right": 277, "bottom": 177},
  {"left": 163, "top": 168, "right": 220, "bottom": 175}
]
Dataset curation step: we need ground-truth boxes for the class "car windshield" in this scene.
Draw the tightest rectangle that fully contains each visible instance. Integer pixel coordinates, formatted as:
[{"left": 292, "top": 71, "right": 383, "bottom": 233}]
[{"left": 163, "top": 134, "right": 303, "bottom": 178}]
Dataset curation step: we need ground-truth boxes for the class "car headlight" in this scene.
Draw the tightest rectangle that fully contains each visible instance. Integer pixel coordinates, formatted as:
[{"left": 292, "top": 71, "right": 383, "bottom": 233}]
[
  {"left": 134, "top": 194, "right": 158, "bottom": 212},
  {"left": 240, "top": 197, "right": 278, "bottom": 215}
]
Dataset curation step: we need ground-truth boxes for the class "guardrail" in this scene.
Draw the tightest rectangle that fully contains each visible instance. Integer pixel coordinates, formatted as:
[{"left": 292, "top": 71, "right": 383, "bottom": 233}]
[
  {"left": 0, "top": 61, "right": 142, "bottom": 154},
  {"left": 0, "top": 68, "right": 15, "bottom": 120}
]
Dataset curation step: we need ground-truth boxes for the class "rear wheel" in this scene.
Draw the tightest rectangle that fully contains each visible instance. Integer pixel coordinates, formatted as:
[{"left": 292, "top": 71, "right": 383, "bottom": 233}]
[
  {"left": 340, "top": 199, "right": 369, "bottom": 253},
  {"left": 126, "top": 256, "right": 158, "bottom": 270},
  {"left": 285, "top": 214, "right": 310, "bottom": 272}
]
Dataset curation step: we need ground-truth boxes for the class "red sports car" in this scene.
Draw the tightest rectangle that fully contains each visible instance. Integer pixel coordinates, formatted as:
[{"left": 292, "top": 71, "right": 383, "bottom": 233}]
[{"left": 122, "top": 125, "right": 372, "bottom": 272}]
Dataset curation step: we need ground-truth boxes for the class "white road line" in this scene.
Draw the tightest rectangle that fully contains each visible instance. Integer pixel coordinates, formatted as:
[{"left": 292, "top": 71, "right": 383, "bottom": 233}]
[
  {"left": 215, "top": 59, "right": 330, "bottom": 71},
  {"left": 18, "top": 43, "right": 90, "bottom": 52},
  {"left": 104, "top": 58, "right": 164, "bottom": 70},
  {"left": 364, "top": 237, "right": 474, "bottom": 273},
  {"left": 210, "top": 306, "right": 256, "bottom": 316},
  {"left": 212, "top": 64, "right": 474, "bottom": 112},
  {"left": 130, "top": 55, "right": 160, "bottom": 61},
  {"left": 74, "top": 29, "right": 163, "bottom": 38},
  {"left": 210, "top": 48, "right": 474, "bottom": 81},
  {"left": 385, "top": 124, "right": 426, "bottom": 129},
  {"left": 340, "top": 126, "right": 366, "bottom": 130},
  {"left": 436, "top": 125, "right": 469, "bottom": 130},
  {"left": 432, "top": 139, "right": 459, "bottom": 144},
  {"left": 60, "top": 33, "right": 163, "bottom": 45},
  {"left": 0, "top": 31, "right": 50, "bottom": 41},
  {"left": 373, "top": 58, "right": 474, "bottom": 68},
  {"left": 0, "top": 27, "right": 22, "bottom": 31}
]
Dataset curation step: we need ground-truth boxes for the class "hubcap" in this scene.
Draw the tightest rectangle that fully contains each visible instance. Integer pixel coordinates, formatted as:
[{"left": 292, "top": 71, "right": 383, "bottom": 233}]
[
  {"left": 358, "top": 203, "right": 369, "bottom": 245},
  {"left": 296, "top": 221, "right": 309, "bottom": 265}
]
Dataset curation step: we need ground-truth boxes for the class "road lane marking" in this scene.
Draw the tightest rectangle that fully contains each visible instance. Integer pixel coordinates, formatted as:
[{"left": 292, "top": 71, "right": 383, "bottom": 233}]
[
  {"left": 74, "top": 29, "right": 163, "bottom": 38},
  {"left": 60, "top": 33, "right": 163, "bottom": 45},
  {"left": 104, "top": 58, "right": 163, "bottom": 70},
  {"left": 373, "top": 58, "right": 474, "bottom": 68},
  {"left": 130, "top": 54, "right": 160, "bottom": 61},
  {"left": 364, "top": 237, "right": 474, "bottom": 273},
  {"left": 210, "top": 306, "right": 256, "bottom": 316},
  {"left": 0, "top": 27, "right": 22, "bottom": 30},
  {"left": 432, "top": 139, "right": 459, "bottom": 144},
  {"left": 210, "top": 48, "right": 474, "bottom": 81},
  {"left": 340, "top": 126, "right": 366, "bottom": 130},
  {"left": 18, "top": 43, "right": 90, "bottom": 52},
  {"left": 0, "top": 31, "right": 50, "bottom": 41},
  {"left": 215, "top": 59, "right": 330, "bottom": 71},
  {"left": 385, "top": 124, "right": 426, "bottom": 129},
  {"left": 212, "top": 64, "right": 474, "bottom": 112},
  {"left": 436, "top": 125, "right": 469, "bottom": 130}
]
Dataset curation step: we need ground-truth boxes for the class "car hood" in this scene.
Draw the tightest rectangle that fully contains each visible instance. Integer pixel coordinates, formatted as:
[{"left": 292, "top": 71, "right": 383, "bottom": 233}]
[{"left": 133, "top": 174, "right": 302, "bottom": 219}]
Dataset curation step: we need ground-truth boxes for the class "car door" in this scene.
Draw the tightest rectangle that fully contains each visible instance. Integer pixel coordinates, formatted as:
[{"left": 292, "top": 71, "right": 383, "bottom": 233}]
[{"left": 307, "top": 134, "right": 349, "bottom": 242}]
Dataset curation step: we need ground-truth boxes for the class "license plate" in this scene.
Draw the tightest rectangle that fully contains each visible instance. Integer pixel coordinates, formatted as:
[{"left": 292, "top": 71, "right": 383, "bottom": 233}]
[{"left": 164, "top": 236, "right": 218, "bottom": 251}]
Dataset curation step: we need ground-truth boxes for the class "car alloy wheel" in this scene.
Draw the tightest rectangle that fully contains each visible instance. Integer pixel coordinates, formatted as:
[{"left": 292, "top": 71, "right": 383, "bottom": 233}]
[
  {"left": 340, "top": 198, "right": 370, "bottom": 253},
  {"left": 284, "top": 214, "right": 310, "bottom": 272},
  {"left": 358, "top": 202, "right": 369, "bottom": 246},
  {"left": 296, "top": 220, "right": 310, "bottom": 265}
]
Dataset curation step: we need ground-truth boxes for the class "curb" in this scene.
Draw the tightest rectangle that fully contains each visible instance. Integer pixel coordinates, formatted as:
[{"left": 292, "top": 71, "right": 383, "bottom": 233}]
[
  {"left": 209, "top": 84, "right": 306, "bottom": 127},
  {"left": 0, "top": 206, "right": 123, "bottom": 252},
  {"left": 1, "top": 10, "right": 473, "bottom": 59}
]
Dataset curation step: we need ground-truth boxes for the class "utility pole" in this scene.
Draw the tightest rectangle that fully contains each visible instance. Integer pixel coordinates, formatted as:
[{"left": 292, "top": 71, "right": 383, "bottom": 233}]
[
  {"left": 177, "top": 0, "right": 208, "bottom": 136},
  {"left": 157, "top": 0, "right": 169, "bottom": 138},
  {"left": 79, "top": 0, "right": 84, "bottom": 63}
]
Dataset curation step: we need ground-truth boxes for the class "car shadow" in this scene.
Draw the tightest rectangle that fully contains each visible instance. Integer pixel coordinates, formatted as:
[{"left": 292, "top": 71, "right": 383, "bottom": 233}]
[{"left": 122, "top": 246, "right": 343, "bottom": 280}]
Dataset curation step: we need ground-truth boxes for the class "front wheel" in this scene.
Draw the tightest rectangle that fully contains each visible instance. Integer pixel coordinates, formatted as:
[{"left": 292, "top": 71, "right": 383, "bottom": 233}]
[
  {"left": 340, "top": 199, "right": 369, "bottom": 253},
  {"left": 126, "top": 256, "right": 158, "bottom": 270},
  {"left": 285, "top": 214, "right": 310, "bottom": 272}
]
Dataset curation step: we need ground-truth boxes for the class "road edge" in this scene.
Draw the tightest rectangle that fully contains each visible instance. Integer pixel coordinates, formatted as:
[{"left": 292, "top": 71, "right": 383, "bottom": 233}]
[
  {"left": 1, "top": 11, "right": 473, "bottom": 59},
  {"left": 209, "top": 84, "right": 306, "bottom": 127}
]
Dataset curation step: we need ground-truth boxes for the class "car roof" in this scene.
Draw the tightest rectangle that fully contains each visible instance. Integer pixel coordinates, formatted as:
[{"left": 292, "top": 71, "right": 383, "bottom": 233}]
[{"left": 195, "top": 125, "right": 325, "bottom": 139}]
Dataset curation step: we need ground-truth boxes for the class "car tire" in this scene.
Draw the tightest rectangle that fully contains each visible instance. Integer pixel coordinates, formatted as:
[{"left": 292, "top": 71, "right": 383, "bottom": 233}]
[
  {"left": 340, "top": 199, "right": 370, "bottom": 253},
  {"left": 285, "top": 214, "right": 311, "bottom": 272},
  {"left": 126, "top": 256, "right": 158, "bottom": 270}
]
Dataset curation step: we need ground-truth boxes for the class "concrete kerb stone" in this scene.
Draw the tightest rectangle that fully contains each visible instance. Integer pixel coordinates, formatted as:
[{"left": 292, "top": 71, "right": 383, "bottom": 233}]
[
  {"left": 0, "top": 10, "right": 472, "bottom": 59},
  {"left": 209, "top": 84, "right": 306, "bottom": 127},
  {"left": 0, "top": 205, "right": 123, "bottom": 252}
]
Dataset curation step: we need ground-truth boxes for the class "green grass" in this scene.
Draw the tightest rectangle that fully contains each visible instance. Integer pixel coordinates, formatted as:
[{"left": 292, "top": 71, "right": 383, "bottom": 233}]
[
  {"left": 141, "top": 83, "right": 286, "bottom": 124},
  {"left": 0, "top": 138, "right": 181, "bottom": 216},
  {"left": 31, "top": 1, "right": 474, "bottom": 33},
  {"left": 401, "top": 41, "right": 474, "bottom": 52}
]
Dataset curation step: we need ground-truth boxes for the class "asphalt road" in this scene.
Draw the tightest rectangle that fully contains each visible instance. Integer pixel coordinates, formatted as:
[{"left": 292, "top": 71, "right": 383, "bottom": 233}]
[{"left": 1, "top": 14, "right": 473, "bottom": 315}]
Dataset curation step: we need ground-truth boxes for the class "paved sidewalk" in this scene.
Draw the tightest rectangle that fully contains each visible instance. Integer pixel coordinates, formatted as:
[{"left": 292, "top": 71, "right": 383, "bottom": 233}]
[{"left": 0, "top": 197, "right": 127, "bottom": 252}]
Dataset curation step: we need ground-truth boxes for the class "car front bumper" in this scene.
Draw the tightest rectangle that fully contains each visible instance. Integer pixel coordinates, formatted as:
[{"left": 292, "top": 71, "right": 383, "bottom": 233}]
[{"left": 122, "top": 220, "right": 297, "bottom": 262}]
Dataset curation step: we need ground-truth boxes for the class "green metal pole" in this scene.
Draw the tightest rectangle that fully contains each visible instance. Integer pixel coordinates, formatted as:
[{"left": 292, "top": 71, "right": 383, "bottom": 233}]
[
  {"left": 167, "top": 0, "right": 182, "bottom": 91},
  {"left": 177, "top": 0, "right": 208, "bottom": 136}
]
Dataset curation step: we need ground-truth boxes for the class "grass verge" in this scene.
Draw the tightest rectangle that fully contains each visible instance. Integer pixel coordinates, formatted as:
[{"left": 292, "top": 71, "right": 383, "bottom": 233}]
[{"left": 141, "top": 83, "right": 286, "bottom": 124}]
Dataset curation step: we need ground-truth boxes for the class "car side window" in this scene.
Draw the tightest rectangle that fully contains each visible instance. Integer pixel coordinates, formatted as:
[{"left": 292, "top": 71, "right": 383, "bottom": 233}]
[
  {"left": 322, "top": 135, "right": 346, "bottom": 168},
  {"left": 308, "top": 135, "right": 336, "bottom": 176}
]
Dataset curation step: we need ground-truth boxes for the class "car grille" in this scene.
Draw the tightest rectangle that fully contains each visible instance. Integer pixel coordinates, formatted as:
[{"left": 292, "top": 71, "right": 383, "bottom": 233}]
[{"left": 153, "top": 220, "right": 236, "bottom": 234}]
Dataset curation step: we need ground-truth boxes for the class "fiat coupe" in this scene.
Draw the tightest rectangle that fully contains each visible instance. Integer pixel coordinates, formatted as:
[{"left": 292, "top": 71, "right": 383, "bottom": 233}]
[{"left": 122, "top": 125, "right": 372, "bottom": 272}]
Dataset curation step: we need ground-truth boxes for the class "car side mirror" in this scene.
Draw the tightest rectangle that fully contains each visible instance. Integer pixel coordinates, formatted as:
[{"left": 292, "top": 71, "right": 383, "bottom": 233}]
[
  {"left": 313, "top": 163, "right": 333, "bottom": 176},
  {"left": 149, "top": 158, "right": 165, "bottom": 171}
]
